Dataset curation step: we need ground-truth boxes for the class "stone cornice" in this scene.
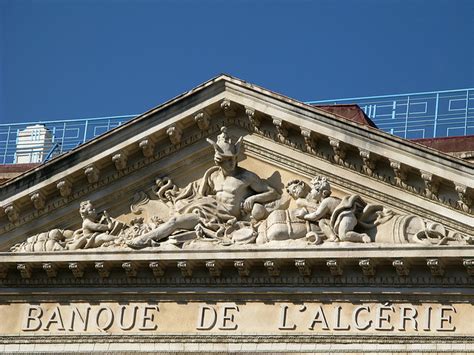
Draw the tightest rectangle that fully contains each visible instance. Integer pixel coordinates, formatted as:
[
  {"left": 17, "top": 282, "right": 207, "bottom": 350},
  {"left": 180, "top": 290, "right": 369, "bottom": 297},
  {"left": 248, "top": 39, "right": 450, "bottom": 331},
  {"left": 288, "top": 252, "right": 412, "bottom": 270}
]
[
  {"left": 0, "top": 77, "right": 472, "bottom": 248},
  {"left": 0, "top": 246, "right": 473, "bottom": 288}
]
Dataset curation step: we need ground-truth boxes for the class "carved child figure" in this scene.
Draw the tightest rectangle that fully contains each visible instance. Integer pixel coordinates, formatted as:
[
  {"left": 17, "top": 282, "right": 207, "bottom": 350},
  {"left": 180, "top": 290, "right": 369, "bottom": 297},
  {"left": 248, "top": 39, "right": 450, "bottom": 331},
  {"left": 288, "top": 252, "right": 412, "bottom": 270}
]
[
  {"left": 255, "top": 179, "right": 324, "bottom": 244},
  {"left": 67, "top": 200, "right": 117, "bottom": 250},
  {"left": 286, "top": 179, "right": 319, "bottom": 217},
  {"left": 301, "top": 176, "right": 372, "bottom": 243}
]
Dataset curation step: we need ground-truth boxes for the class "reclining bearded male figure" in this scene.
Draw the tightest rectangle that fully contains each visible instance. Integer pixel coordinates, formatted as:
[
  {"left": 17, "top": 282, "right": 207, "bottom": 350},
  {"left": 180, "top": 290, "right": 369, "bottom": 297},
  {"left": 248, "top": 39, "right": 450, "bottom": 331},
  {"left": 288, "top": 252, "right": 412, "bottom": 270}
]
[{"left": 127, "top": 127, "right": 280, "bottom": 249}]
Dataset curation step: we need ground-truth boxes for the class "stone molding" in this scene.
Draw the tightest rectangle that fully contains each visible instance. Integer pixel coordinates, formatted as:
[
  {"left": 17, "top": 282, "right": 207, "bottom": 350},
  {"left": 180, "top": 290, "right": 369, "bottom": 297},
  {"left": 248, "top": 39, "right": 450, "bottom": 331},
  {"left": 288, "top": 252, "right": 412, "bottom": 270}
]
[
  {"left": 0, "top": 77, "right": 472, "bottom": 250},
  {"left": 0, "top": 247, "right": 473, "bottom": 287}
]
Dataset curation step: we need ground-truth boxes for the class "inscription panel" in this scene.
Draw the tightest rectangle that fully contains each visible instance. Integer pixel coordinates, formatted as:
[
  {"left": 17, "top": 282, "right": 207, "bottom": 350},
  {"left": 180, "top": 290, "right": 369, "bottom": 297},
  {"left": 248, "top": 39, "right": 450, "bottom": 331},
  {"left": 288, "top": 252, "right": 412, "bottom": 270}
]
[{"left": 0, "top": 301, "right": 471, "bottom": 336}]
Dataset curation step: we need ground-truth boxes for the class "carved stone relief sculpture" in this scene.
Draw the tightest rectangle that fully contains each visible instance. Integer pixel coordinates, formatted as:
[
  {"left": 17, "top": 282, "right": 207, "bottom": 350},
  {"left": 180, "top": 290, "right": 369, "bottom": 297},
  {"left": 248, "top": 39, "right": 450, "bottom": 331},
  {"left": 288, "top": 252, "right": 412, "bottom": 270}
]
[{"left": 9, "top": 127, "right": 473, "bottom": 253}]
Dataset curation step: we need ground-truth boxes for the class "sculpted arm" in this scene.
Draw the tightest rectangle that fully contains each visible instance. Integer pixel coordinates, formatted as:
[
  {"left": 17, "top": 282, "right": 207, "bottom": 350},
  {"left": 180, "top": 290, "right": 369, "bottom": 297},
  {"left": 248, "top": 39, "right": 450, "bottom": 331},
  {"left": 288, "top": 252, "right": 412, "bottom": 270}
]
[
  {"left": 243, "top": 173, "right": 279, "bottom": 212},
  {"left": 303, "top": 201, "right": 330, "bottom": 221},
  {"left": 83, "top": 219, "right": 111, "bottom": 233}
]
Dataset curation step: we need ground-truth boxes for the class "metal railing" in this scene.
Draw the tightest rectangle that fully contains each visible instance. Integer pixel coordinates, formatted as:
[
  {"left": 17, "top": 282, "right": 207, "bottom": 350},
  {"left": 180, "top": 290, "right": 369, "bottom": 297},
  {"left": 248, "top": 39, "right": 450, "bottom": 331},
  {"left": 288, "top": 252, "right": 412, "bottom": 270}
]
[
  {"left": 308, "top": 88, "right": 474, "bottom": 139},
  {"left": 1, "top": 88, "right": 473, "bottom": 165},
  {"left": 0, "top": 115, "right": 137, "bottom": 164}
]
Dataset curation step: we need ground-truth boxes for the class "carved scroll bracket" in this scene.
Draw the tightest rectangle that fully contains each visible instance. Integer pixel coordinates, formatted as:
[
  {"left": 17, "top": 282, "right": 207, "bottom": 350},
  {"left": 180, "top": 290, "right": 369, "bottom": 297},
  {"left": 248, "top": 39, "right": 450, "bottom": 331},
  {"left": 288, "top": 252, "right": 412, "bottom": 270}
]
[
  {"left": 389, "top": 159, "right": 408, "bottom": 188},
  {"left": 264, "top": 260, "right": 280, "bottom": 276},
  {"left": 139, "top": 137, "right": 155, "bottom": 158},
  {"left": 177, "top": 261, "right": 193, "bottom": 277},
  {"left": 359, "top": 150, "right": 378, "bottom": 177},
  {"left": 455, "top": 184, "right": 473, "bottom": 213},
  {"left": 463, "top": 259, "right": 474, "bottom": 276},
  {"left": 234, "top": 260, "right": 251, "bottom": 277},
  {"left": 295, "top": 259, "right": 312, "bottom": 276},
  {"left": 166, "top": 125, "right": 183, "bottom": 146},
  {"left": 220, "top": 99, "right": 236, "bottom": 118},
  {"left": 57, "top": 178, "right": 72, "bottom": 198},
  {"left": 43, "top": 262, "right": 57, "bottom": 278},
  {"left": 420, "top": 171, "right": 440, "bottom": 200},
  {"left": 149, "top": 261, "right": 165, "bottom": 277},
  {"left": 84, "top": 164, "right": 100, "bottom": 184},
  {"left": 3, "top": 204, "right": 19, "bottom": 223},
  {"left": 69, "top": 262, "right": 85, "bottom": 278},
  {"left": 245, "top": 106, "right": 261, "bottom": 133},
  {"left": 300, "top": 128, "right": 317, "bottom": 155},
  {"left": 426, "top": 258, "right": 444, "bottom": 276},
  {"left": 392, "top": 259, "right": 410, "bottom": 276},
  {"left": 329, "top": 138, "right": 347, "bottom": 166},
  {"left": 205, "top": 260, "right": 222, "bottom": 277},
  {"left": 17, "top": 263, "right": 32, "bottom": 279},
  {"left": 359, "top": 259, "right": 376, "bottom": 276},
  {"left": 112, "top": 151, "right": 128, "bottom": 171},
  {"left": 95, "top": 261, "right": 110, "bottom": 278},
  {"left": 122, "top": 262, "right": 138, "bottom": 277},
  {"left": 30, "top": 191, "right": 46, "bottom": 210},
  {"left": 194, "top": 111, "right": 211, "bottom": 131},
  {"left": 326, "top": 259, "right": 343, "bottom": 276},
  {"left": 272, "top": 118, "right": 289, "bottom": 144}
]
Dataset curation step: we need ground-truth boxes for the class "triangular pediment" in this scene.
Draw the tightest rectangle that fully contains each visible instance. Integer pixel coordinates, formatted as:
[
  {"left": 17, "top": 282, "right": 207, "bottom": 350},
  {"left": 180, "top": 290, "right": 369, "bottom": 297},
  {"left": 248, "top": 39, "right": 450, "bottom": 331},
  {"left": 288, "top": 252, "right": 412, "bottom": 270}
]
[{"left": 0, "top": 74, "right": 473, "bottom": 253}]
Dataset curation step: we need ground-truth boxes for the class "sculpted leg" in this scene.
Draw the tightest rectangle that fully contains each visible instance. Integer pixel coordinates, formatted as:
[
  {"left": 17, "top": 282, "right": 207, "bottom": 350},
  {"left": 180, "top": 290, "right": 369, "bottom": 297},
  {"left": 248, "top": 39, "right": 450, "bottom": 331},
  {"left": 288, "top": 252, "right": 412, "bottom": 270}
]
[
  {"left": 128, "top": 214, "right": 200, "bottom": 249},
  {"left": 67, "top": 236, "right": 88, "bottom": 250},
  {"left": 90, "top": 233, "right": 117, "bottom": 248},
  {"left": 337, "top": 216, "right": 371, "bottom": 243},
  {"left": 318, "top": 219, "right": 338, "bottom": 242}
]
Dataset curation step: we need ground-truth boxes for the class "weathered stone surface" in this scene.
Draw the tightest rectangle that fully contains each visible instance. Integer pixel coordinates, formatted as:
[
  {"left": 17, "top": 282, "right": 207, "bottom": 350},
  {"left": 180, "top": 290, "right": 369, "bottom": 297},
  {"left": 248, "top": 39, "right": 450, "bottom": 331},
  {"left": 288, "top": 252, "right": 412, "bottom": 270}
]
[{"left": 0, "top": 75, "right": 472, "bottom": 352}]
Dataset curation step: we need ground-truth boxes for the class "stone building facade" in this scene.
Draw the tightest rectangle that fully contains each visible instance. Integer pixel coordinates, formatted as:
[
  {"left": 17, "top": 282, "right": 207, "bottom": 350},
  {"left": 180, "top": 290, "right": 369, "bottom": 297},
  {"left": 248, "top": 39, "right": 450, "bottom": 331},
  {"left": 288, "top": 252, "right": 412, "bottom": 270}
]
[{"left": 0, "top": 75, "right": 473, "bottom": 353}]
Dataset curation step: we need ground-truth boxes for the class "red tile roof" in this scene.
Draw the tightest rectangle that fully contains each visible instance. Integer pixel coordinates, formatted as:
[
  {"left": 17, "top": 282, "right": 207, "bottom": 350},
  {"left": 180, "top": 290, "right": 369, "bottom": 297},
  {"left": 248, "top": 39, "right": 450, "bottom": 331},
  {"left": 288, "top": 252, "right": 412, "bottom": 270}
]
[
  {"left": 412, "top": 135, "right": 474, "bottom": 153},
  {"left": 312, "top": 104, "right": 377, "bottom": 128}
]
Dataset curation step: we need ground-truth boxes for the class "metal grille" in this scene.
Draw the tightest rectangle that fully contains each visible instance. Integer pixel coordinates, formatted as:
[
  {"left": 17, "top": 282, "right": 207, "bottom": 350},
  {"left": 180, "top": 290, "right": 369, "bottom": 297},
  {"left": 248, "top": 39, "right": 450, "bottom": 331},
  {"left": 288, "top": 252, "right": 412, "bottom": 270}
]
[
  {"left": 308, "top": 88, "right": 474, "bottom": 139},
  {"left": 0, "top": 115, "right": 136, "bottom": 164},
  {"left": 1, "top": 88, "right": 473, "bottom": 165}
]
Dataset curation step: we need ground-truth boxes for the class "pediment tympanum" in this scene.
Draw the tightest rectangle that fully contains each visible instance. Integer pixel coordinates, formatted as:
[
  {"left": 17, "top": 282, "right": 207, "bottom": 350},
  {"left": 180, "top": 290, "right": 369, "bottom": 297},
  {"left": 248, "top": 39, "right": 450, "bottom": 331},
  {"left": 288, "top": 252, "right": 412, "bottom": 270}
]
[
  {"left": 6, "top": 125, "right": 473, "bottom": 254},
  {"left": 0, "top": 75, "right": 473, "bottom": 254},
  {"left": 1, "top": 75, "right": 474, "bottom": 351}
]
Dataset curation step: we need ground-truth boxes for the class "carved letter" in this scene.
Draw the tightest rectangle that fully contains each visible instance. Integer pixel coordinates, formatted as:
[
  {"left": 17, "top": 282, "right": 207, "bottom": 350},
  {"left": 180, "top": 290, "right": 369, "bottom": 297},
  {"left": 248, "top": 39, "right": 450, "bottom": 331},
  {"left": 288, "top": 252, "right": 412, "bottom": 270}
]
[
  {"left": 375, "top": 303, "right": 394, "bottom": 331},
  {"left": 353, "top": 306, "right": 372, "bottom": 330},
  {"left": 436, "top": 306, "right": 456, "bottom": 331},
  {"left": 219, "top": 305, "right": 239, "bottom": 330},
  {"left": 22, "top": 306, "right": 43, "bottom": 331},
  {"left": 69, "top": 306, "right": 91, "bottom": 331},
  {"left": 423, "top": 306, "right": 432, "bottom": 331},
  {"left": 119, "top": 305, "right": 138, "bottom": 331},
  {"left": 333, "top": 306, "right": 350, "bottom": 330},
  {"left": 95, "top": 307, "right": 114, "bottom": 332},
  {"left": 279, "top": 304, "right": 296, "bottom": 330},
  {"left": 44, "top": 306, "right": 66, "bottom": 331},
  {"left": 308, "top": 306, "right": 329, "bottom": 330},
  {"left": 398, "top": 306, "right": 418, "bottom": 331},
  {"left": 138, "top": 306, "right": 158, "bottom": 331},
  {"left": 196, "top": 306, "right": 217, "bottom": 330}
]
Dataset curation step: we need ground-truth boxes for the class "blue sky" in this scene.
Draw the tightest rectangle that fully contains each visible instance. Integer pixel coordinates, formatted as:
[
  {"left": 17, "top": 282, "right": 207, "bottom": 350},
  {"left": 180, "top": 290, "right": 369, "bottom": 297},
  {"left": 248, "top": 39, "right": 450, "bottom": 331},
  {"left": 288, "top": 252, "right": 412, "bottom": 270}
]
[{"left": 0, "top": 0, "right": 473, "bottom": 124}]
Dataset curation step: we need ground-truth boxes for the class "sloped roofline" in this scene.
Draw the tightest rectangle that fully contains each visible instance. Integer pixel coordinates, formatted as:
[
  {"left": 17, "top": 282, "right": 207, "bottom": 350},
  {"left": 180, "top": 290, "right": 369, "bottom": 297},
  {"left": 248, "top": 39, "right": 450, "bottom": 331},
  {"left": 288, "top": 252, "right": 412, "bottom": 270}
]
[{"left": 1, "top": 74, "right": 472, "bottom": 191}]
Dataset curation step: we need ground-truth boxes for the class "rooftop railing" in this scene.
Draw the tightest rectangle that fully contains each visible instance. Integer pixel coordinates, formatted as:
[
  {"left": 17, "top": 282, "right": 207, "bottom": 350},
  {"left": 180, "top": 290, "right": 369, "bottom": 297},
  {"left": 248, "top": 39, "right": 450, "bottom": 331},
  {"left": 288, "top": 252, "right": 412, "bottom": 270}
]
[
  {"left": 0, "top": 115, "right": 136, "bottom": 164},
  {"left": 0, "top": 88, "right": 472, "bottom": 165},
  {"left": 308, "top": 88, "right": 474, "bottom": 139}
]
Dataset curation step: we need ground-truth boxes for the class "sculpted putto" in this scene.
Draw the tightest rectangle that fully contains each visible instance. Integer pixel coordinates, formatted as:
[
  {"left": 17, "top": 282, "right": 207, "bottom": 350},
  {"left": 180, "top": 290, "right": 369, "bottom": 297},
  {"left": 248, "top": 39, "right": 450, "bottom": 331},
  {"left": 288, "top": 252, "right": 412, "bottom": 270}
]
[
  {"left": 301, "top": 176, "right": 374, "bottom": 243},
  {"left": 9, "top": 126, "right": 474, "bottom": 253},
  {"left": 10, "top": 200, "right": 124, "bottom": 252}
]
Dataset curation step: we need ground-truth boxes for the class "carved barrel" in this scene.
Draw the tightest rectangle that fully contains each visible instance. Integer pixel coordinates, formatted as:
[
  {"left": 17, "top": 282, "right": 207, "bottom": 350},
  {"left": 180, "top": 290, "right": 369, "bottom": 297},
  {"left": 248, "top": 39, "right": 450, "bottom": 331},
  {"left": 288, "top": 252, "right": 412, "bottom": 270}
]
[{"left": 375, "top": 215, "right": 425, "bottom": 244}]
